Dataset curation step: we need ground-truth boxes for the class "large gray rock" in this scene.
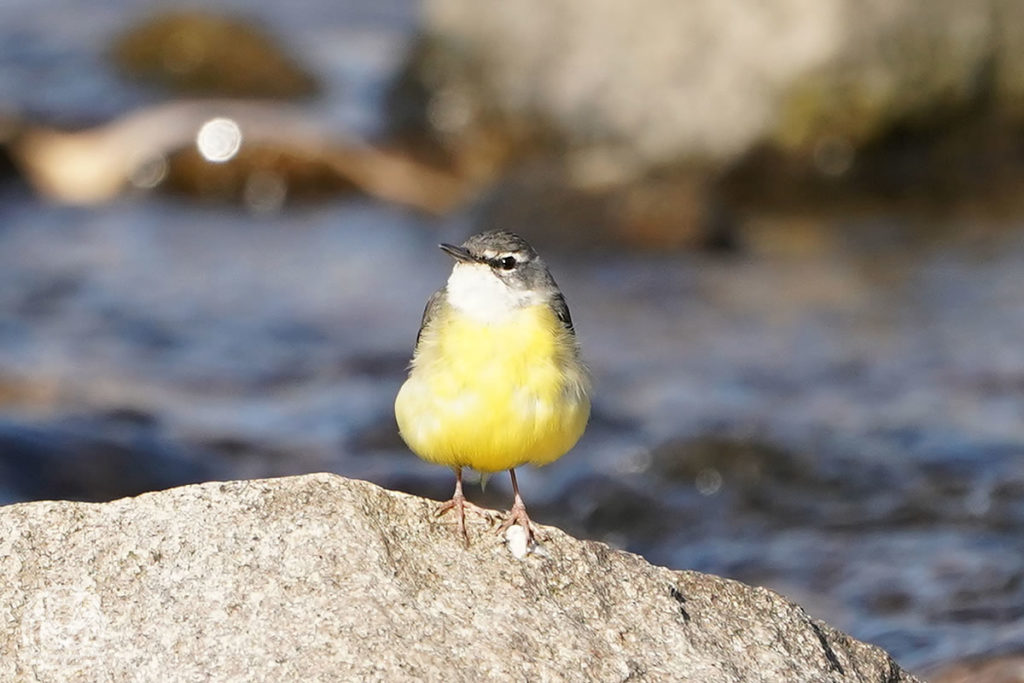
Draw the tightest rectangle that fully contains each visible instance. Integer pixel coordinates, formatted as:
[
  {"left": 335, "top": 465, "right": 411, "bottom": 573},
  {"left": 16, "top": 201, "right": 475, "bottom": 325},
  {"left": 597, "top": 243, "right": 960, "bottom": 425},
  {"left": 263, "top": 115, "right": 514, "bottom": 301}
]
[
  {"left": 0, "top": 473, "right": 921, "bottom": 682},
  {"left": 404, "top": 0, "right": 1024, "bottom": 171}
]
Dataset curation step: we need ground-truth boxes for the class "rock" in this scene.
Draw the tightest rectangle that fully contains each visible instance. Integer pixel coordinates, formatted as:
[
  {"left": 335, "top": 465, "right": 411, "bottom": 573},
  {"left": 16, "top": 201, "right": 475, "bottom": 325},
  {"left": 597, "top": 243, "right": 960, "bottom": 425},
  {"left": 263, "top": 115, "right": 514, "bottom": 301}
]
[
  {"left": 0, "top": 473, "right": 921, "bottom": 681},
  {"left": 401, "top": 0, "right": 1024, "bottom": 169},
  {"left": 110, "top": 11, "right": 320, "bottom": 99},
  {"left": 471, "top": 160, "right": 734, "bottom": 251},
  {"left": 9, "top": 100, "right": 463, "bottom": 212},
  {"left": 390, "top": 0, "right": 1024, "bottom": 246},
  {"left": 927, "top": 655, "right": 1024, "bottom": 683}
]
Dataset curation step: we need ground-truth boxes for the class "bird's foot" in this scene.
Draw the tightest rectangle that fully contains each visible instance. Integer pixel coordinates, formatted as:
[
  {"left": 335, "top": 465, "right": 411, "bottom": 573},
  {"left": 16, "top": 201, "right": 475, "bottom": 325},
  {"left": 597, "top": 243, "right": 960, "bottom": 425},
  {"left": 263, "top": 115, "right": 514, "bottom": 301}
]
[
  {"left": 437, "top": 493, "right": 487, "bottom": 546},
  {"left": 496, "top": 500, "right": 537, "bottom": 547}
]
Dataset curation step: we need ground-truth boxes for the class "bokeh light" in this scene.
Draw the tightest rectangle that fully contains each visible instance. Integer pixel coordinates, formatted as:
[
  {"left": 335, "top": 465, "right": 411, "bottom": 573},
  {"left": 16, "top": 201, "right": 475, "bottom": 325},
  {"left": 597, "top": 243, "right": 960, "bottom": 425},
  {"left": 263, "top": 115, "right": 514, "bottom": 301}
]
[{"left": 196, "top": 117, "right": 242, "bottom": 163}]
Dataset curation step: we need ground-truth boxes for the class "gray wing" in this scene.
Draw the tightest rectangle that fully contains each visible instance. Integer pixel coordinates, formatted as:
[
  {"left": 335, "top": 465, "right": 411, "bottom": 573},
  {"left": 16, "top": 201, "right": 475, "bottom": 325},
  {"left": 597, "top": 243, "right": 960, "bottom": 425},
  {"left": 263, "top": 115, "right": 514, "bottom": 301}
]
[
  {"left": 552, "top": 292, "right": 575, "bottom": 335},
  {"left": 414, "top": 288, "right": 446, "bottom": 349}
]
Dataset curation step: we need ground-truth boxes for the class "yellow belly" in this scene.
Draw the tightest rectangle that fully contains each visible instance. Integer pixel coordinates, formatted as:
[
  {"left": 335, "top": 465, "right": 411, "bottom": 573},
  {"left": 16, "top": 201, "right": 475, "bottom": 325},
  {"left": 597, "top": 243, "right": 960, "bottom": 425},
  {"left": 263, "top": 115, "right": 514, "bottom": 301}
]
[{"left": 394, "top": 304, "right": 590, "bottom": 473}]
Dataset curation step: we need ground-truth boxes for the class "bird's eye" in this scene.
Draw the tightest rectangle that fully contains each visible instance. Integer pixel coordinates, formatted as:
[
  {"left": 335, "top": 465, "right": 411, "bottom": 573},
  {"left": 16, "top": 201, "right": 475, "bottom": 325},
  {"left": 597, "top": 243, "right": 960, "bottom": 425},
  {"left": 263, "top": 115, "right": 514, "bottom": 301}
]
[{"left": 496, "top": 256, "right": 517, "bottom": 270}]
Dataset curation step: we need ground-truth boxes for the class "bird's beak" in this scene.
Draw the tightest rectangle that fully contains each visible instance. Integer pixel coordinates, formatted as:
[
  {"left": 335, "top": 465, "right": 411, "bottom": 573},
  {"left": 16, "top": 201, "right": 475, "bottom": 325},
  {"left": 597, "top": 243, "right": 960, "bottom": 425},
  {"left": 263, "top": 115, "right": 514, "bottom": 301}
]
[{"left": 439, "top": 243, "right": 476, "bottom": 263}]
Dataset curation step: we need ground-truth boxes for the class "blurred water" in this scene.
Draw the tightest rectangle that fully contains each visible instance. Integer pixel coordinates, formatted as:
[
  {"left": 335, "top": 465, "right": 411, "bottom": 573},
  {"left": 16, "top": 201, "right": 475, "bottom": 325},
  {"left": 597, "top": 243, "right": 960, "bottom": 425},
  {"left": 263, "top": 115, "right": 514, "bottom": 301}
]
[{"left": 1, "top": 0, "right": 1022, "bottom": 674}]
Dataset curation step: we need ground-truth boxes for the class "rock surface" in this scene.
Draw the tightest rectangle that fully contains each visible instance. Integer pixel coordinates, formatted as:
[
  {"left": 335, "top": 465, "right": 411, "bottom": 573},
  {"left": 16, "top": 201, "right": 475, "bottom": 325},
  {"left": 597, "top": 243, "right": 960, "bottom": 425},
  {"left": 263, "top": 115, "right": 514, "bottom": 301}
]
[
  {"left": 110, "top": 11, "right": 320, "bottom": 99},
  {"left": 0, "top": 473, "right": 920, "bottom": 682},
  {"left": 928, "top": 655, "right": 1024, "bottom": 683},
  {"left": 391, "top": 0, "right": 1024, "bottom": 247},
  {"left": 404, "top": 0, "right": 1024, "bottom": 169}
]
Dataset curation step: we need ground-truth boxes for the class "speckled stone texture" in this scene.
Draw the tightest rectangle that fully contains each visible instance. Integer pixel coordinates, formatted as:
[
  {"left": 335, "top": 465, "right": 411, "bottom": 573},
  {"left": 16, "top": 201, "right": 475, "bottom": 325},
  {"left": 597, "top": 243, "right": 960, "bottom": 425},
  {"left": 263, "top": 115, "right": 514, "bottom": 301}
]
[{"left": 0, "top": 474, "right": 921, "bottom": 682}]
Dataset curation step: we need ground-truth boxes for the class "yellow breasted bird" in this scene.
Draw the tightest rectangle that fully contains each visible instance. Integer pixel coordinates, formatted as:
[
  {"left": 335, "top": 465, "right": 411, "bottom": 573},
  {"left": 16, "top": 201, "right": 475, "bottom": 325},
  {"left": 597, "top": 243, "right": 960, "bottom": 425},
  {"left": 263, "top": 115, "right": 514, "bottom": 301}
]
[{"left": 394, "top": 231, "right": 591, "bottom": 546}]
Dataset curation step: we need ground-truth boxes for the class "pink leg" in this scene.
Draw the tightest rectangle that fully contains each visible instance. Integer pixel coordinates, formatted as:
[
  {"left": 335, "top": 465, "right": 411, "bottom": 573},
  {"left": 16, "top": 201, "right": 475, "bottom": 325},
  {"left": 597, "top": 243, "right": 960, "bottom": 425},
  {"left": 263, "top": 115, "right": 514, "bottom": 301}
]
[
  {"left": 496, "top": 469, "right": 536, "bottom": 544},
  {"left": 436, "top": 467, "right": 484, "bottom": 546}
]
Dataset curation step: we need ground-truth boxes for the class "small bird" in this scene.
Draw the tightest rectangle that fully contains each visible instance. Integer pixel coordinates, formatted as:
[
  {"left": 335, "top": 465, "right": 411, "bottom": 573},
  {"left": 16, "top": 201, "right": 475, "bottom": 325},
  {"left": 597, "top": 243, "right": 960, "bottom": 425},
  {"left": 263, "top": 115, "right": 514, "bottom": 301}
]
[{"left": 395, "top": 231, "right": 590, "bottom": 546}]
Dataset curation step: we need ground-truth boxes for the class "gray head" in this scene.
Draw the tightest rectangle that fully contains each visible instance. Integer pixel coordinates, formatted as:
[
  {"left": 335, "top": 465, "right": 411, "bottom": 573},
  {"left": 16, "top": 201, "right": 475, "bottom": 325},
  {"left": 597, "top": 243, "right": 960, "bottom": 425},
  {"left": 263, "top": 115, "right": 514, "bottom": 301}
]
[{"left": 440, "top": 230, "right": 561, "bottom": 321}]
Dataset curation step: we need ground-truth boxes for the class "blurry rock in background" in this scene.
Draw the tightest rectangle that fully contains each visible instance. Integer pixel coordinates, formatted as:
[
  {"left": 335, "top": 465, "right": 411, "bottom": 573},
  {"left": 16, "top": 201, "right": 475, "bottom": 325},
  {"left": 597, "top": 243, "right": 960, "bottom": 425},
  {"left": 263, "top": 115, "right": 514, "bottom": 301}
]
[
  {"left": 110, "top": 11, "right": 320, "bottom": 99},
  {"left": 2, "top": 3, "right": 1021, "bottom": 246},
  {"left": 5, "top": 101, "right": 463, "bottom": 214},
  {"left": 0, "top": 9, "right": 464, "bottom": 214},
  {"left": 470, "top": 161, "right": 736, "bottom": 251},
  {"left": 389, "top": 0, "right": 1024, "bottom": 248},
  {"left": 0, "top": 113, "right": 22, "bottom": 183},
  {"left": 927, "top": 655, "right": 1024, "bottom": 683}
]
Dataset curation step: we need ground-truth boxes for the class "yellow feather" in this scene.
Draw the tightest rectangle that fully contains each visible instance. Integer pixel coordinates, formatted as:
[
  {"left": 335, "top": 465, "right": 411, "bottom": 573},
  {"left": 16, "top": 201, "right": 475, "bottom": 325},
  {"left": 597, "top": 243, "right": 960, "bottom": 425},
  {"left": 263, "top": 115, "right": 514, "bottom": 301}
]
[{"left": 395, "top": 304, "right": 590, "bottom": 473}]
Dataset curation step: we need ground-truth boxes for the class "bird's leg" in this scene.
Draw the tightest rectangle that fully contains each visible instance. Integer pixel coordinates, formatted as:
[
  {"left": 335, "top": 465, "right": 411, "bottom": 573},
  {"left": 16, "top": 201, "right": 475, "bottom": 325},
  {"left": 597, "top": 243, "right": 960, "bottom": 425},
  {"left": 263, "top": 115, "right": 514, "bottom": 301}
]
[
  {"left": 497, "top": 468, "right": 536, "bottom": 544},
  {"left": 436, "top": 467, "right": 478, "bottom": 546}
]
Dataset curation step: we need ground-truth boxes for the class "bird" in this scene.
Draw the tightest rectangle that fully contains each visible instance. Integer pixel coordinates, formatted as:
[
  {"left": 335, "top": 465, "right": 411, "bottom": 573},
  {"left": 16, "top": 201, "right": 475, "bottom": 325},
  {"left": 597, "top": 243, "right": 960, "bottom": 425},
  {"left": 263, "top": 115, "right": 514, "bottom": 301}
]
[{"left": 395, "top": 230, "right": 590, "bottom": 547}]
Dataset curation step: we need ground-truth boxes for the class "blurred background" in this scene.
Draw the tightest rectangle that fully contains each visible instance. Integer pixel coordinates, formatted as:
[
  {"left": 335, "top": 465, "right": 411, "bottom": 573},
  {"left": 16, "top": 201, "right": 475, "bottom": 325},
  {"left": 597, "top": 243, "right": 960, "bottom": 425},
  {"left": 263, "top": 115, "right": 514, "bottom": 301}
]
[{"left": 1, "top": 0, "right": 1023, "bottom": 678}]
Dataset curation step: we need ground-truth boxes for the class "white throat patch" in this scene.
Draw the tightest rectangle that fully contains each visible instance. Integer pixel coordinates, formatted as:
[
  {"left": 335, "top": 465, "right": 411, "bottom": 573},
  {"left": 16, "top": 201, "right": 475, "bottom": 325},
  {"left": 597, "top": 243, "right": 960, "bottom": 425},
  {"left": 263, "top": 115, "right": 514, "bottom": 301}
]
[{"left": 445, "top": 262, "right": 539, "bottom": 322}]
